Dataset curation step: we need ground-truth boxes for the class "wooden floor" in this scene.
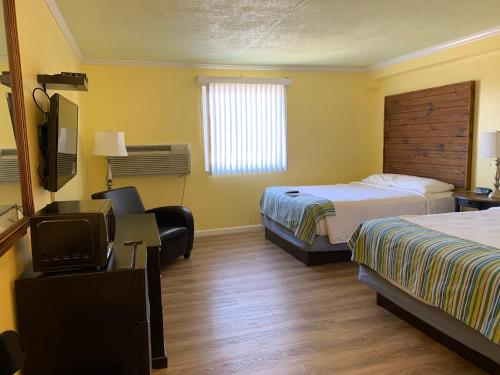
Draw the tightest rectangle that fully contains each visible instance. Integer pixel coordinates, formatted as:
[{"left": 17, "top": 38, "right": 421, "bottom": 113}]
[{"left": 155, "top": 230, "right": 484, "bottom": 375}]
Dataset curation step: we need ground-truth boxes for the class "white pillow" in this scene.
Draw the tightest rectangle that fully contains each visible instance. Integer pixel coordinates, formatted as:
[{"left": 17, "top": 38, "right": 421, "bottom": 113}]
[
  {"left": 361, "top": 173, "right": 401, "bottom": 186},
  {"left": 362, "top": 174, "right": 454, "bottom": 193},
  {"left": 388, "top": 175, "right": 454, "bottom": 193}
]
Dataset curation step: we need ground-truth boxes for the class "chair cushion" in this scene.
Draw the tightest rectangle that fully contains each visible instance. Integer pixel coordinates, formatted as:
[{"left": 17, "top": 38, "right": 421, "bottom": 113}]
[{"left": 158, "top": 225, "right": 187, "bottom": 241}]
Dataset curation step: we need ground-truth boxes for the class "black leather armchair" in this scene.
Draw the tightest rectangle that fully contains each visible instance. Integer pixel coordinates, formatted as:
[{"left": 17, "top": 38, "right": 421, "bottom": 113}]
[
  {"left": 91, "top": 186, "right": 194, "bottom": 266},
  {"left": 0, "top": 330, "right": 25, "bottom": 375}
]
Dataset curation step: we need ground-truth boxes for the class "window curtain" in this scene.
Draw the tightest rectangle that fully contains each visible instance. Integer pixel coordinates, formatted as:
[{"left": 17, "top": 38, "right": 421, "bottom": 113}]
[{"left": 201, "top": 82, "right": 287, "bottom": 176}]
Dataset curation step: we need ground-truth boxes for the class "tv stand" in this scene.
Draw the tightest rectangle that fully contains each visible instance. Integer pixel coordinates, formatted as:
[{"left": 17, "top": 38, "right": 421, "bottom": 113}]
[{"left": 15, "top": 214, "right": 167, "bottom": 374}]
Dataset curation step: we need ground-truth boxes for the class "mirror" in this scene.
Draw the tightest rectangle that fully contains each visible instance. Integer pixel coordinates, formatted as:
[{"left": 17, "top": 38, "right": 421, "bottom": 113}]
[
  {"left": 0, "top": 0, "right": 34, "bottom": 256},
  {"left": 0, "top": 4, "right": 22, "bottom": 235}
]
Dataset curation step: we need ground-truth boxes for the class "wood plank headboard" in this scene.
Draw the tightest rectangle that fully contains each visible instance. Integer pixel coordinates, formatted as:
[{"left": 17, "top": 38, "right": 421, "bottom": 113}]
[{"left": 384, "top": 81, "right": 475, "bottom": 189}]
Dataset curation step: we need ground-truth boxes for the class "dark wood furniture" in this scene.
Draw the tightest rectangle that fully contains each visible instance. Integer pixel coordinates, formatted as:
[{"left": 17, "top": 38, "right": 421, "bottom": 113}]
[
  {"left": 453, "top": 191, "right": 500, "bottom": 212},
  {"left": 0, "top": 0, "right": 35, "bottom": 257},
  {"left": 15, "top": 214, "right": 167, "bottom": 374},
  {"left": 384, "top": 81, "right": 475, "bottom": 189},
  {"left": 116, "top": 214, "right": 168, "bottom": 369}
]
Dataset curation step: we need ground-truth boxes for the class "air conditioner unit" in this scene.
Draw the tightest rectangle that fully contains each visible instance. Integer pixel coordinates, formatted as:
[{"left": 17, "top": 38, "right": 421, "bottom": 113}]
[
  {"left": 110, "top": 144, "right": 191, "bottom": 177},
  {"left": 0, "top": 148, "right": 20, "bottom": 182}
]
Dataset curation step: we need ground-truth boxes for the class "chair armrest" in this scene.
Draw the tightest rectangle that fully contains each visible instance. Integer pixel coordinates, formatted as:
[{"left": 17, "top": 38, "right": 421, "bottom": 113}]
[
  {"left": 146, "top": 206, "right": 193, "bottom": 228},
  {"left": 145, "top": 206, "right": 194, "bottom": 250}
]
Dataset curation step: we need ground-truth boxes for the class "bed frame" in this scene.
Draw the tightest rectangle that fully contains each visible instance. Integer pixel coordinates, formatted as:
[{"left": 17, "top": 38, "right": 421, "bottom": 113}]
[
  {"left": 359, "top": 266, "right": 499, "bottom": 374},
  {"left": 377, "top": 295, "right": 499, "bottom": 374},
  {"left": 263, "top": 81, "right": 476, "bottom": 266}
]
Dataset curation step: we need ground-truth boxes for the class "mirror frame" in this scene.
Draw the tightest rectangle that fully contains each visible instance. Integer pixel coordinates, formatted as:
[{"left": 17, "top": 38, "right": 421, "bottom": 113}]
[{"left": 0, "top": 0, "right": 34, "bottom": 257}]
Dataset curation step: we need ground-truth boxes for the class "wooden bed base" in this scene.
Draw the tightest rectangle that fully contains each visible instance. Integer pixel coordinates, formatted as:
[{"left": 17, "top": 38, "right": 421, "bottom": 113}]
[
  {"left": 376, "top": 293, "right": 499, "bottom": 374},
  {"left": 265, "top": 228, "right": 351, "bottom": 266}
]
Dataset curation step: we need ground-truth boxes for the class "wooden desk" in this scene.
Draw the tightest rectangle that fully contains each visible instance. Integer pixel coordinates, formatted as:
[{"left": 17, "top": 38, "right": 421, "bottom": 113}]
[
  {"left": 15, "top": 213, "right": 167, "bottom": 374},
  {"left": 115, "top": 214, "right": 167, "bottom": 369}
]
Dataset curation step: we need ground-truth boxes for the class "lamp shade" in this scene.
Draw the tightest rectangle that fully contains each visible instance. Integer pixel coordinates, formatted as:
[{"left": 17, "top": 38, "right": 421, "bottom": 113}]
[
  {"left": 93, "top": 131, "right": 128, "bottom": 157},
  {"left": 480, "top": 131, "right": 500, "bottom": 159}
]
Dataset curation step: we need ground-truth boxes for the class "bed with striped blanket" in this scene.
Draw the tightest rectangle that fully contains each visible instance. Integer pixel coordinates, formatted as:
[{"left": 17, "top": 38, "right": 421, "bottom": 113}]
[
  {"left": 349, "top": 215, "right": 500, "bottom": 344},
  {"left": 349, "top": 208, "right": 500, "bottom": 371},
  {"left": 260, "top": 187, "right": 336, "bottom": 245}
]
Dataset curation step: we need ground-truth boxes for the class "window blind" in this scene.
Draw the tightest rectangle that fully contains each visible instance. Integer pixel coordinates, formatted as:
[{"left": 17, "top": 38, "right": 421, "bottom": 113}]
[{"left": 201, "top": 81, "right": 287, "bottom": 176}]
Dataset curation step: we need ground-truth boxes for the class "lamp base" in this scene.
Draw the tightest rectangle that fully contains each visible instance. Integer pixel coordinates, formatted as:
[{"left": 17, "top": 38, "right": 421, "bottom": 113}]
[
  {"left": 489, "top": 190, "right": 500, "bottom": 199},
  {"left": 106, "top": 158, "right": 113, "bottom": 190}
]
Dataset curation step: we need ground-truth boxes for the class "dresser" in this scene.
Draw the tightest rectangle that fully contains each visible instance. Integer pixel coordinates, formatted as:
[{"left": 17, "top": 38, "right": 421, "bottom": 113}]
[{"left": 15, "top": 214, "right": 167, "bottom": 374}]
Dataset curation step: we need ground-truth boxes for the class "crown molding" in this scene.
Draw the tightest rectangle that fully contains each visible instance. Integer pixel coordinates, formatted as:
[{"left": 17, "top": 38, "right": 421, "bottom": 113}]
[
  {"left": 43, "top": 0, "right": 500, "bottom": 73},
  {"left": 369, "top": 26, "right": 500, "bottom": 71},
  {"left": 44, "top": 0, "right": 83, "bottom": 61},
  {"left": 81, "top": 57, "right": 366, "bottom": 72}
]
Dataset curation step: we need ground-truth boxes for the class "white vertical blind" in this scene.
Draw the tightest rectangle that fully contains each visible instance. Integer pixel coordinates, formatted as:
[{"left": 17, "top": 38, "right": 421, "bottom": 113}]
[{"left": 201, "top": 82, "right": 287, "bottom": 176}]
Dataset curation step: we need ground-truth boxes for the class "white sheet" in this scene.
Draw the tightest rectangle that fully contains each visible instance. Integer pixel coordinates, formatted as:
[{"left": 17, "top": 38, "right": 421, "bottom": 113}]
[
  {"left": 403, "top": 208, "right": 500, "bottom": 249},
  {"left": 291, "top": 182, "right": 454, "bottom": 244}
]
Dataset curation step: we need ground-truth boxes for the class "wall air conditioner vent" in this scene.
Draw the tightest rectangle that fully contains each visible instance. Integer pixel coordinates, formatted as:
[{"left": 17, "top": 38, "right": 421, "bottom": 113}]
[
  {"left": 0, "top": 148, "right": 20, "bottom": 182},
  {"left": 110, "top": 144, "right": 191, "bottom": 177}
]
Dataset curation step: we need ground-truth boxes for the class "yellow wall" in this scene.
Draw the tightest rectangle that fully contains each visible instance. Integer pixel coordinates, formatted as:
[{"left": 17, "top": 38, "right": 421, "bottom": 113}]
[
  {"left": 0, "top": 0, "right": 87, "bottom": 332},
  {"left": 18, "top": 0, "right": 87, "bottom": 206},
  {"left": 82, "top": 66, "right": 376, "bottom": 229},
  {"left": 368, "top": 36, "right": 500, "bottom": 189}
]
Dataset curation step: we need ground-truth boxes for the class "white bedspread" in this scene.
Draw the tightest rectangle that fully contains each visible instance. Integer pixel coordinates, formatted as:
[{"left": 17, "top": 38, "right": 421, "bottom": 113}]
[
  {"left": 292, "top": 182, "right": 454, "bottom": 244},
  {"left": 403, "top": 207, "right": 500, "bottom": 249}
]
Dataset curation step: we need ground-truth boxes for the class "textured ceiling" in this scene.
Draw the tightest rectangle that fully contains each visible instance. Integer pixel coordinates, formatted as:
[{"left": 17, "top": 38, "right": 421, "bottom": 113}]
[{"left": 54, "top": 0, "right": 500, "bottom": 68}]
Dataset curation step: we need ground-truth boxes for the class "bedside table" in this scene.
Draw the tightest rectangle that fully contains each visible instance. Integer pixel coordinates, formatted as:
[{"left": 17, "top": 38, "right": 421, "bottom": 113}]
[{"left": 452, "top": 191, "right": 500, "bottom": 212}]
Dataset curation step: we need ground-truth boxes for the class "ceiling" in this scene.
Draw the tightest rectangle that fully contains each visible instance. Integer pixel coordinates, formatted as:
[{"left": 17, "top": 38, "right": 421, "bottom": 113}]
[{"left": 53, "top": 0, "right": 500, "bottom": 68}]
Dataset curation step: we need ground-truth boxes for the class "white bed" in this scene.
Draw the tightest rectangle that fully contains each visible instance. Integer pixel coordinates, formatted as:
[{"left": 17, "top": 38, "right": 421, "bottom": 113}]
[
  {"left": 262, "top": 174, "right": 456, "bottom": 266},
  {"left": 291, "top": 181, "right": 454, "bottom": 244},
  {"left": 353, "top": 208, "right": 500, "bottom": 370}
]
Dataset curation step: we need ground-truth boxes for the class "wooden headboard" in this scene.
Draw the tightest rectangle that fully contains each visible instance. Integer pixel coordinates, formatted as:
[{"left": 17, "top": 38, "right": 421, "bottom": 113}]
[{"left": 384, "top": 81, "right": 475, "bottom": 189}]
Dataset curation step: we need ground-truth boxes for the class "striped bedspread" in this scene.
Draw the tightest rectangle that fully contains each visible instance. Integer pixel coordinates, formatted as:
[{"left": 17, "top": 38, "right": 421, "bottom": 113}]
[
  {"left": 260, "top": 187, "right": 336, "bottom": 245},
  {"left": 349, "top": 217, "right": 500, "bottom": 343}
]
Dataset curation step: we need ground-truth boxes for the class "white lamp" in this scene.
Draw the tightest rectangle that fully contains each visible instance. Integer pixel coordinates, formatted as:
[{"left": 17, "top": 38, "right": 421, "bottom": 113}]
[
  {"left": 93, "top": 131, "right": 128, "bottom": 190},
  {"left": 480, "top": 131, "right": 500, "bottom": 198}
]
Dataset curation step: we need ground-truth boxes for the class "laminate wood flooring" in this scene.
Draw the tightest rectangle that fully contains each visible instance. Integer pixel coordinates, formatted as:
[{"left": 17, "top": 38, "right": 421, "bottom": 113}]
[{"left": 156, "top": 230, "right": 484, "bottom": 375}]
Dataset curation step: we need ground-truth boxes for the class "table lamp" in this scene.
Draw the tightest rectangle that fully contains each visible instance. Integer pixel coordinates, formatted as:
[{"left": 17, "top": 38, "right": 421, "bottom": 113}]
[
  {"left": 93, "top": 131, "right": 128, "bottom": 190},
  {"left": 480, "top": 130, "right": 500, "bottom": 198}
]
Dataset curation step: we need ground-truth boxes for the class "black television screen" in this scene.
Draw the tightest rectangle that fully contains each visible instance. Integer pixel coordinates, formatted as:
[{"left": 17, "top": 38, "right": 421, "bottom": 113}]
[{"left": 43, "top": 93, "right": 78, "bottom": 192}]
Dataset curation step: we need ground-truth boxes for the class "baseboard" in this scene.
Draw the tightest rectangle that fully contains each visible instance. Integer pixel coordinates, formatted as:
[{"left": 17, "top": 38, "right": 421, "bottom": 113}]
[{"left": 195, "top": 224, "right": 263, "bottom": 238}]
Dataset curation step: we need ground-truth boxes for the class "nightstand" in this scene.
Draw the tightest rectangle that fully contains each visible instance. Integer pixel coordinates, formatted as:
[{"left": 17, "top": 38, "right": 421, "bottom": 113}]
[{"left": 452, "top": 191, "right": 500, "bottom": 212}]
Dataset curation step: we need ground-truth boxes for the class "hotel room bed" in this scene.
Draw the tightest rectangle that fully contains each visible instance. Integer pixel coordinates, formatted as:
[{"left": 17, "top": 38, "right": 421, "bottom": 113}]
[
  {"left": 262, "top": 81, "right": 475, "bottom": 265},
  {"left": 350, "top": 209, "right": 500, "bottom": 373},
  {"left": 262, "top": 177, "right": 455, "bottom": 265}
]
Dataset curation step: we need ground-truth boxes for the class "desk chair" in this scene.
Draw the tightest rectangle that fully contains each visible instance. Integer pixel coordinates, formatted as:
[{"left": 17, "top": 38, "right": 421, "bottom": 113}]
[
  {"left": 0, "top": 330, "right": 25, "bottom": 374},
  {"left": 92, "top": 186, "right": 194, "bottom": 266}
]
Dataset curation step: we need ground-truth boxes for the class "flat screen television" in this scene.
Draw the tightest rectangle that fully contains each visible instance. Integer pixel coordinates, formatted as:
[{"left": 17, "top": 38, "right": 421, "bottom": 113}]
[{"left": 41, "top": 93, "right": 78, "bottom": 192}]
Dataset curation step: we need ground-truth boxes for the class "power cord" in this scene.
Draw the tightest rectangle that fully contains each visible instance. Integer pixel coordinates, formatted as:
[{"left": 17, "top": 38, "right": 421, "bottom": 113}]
[
  {"left": 180, "top": 174, "right": 187, "bottom": 205},
  {"left": 32, "top": 86, "right": 50, "bottom": 118}
]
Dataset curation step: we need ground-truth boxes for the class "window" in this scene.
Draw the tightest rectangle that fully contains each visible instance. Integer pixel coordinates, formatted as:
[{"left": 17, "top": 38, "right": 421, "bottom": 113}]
[{"left": 200, "top": 77, "right": 289, "bottom": 176}]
